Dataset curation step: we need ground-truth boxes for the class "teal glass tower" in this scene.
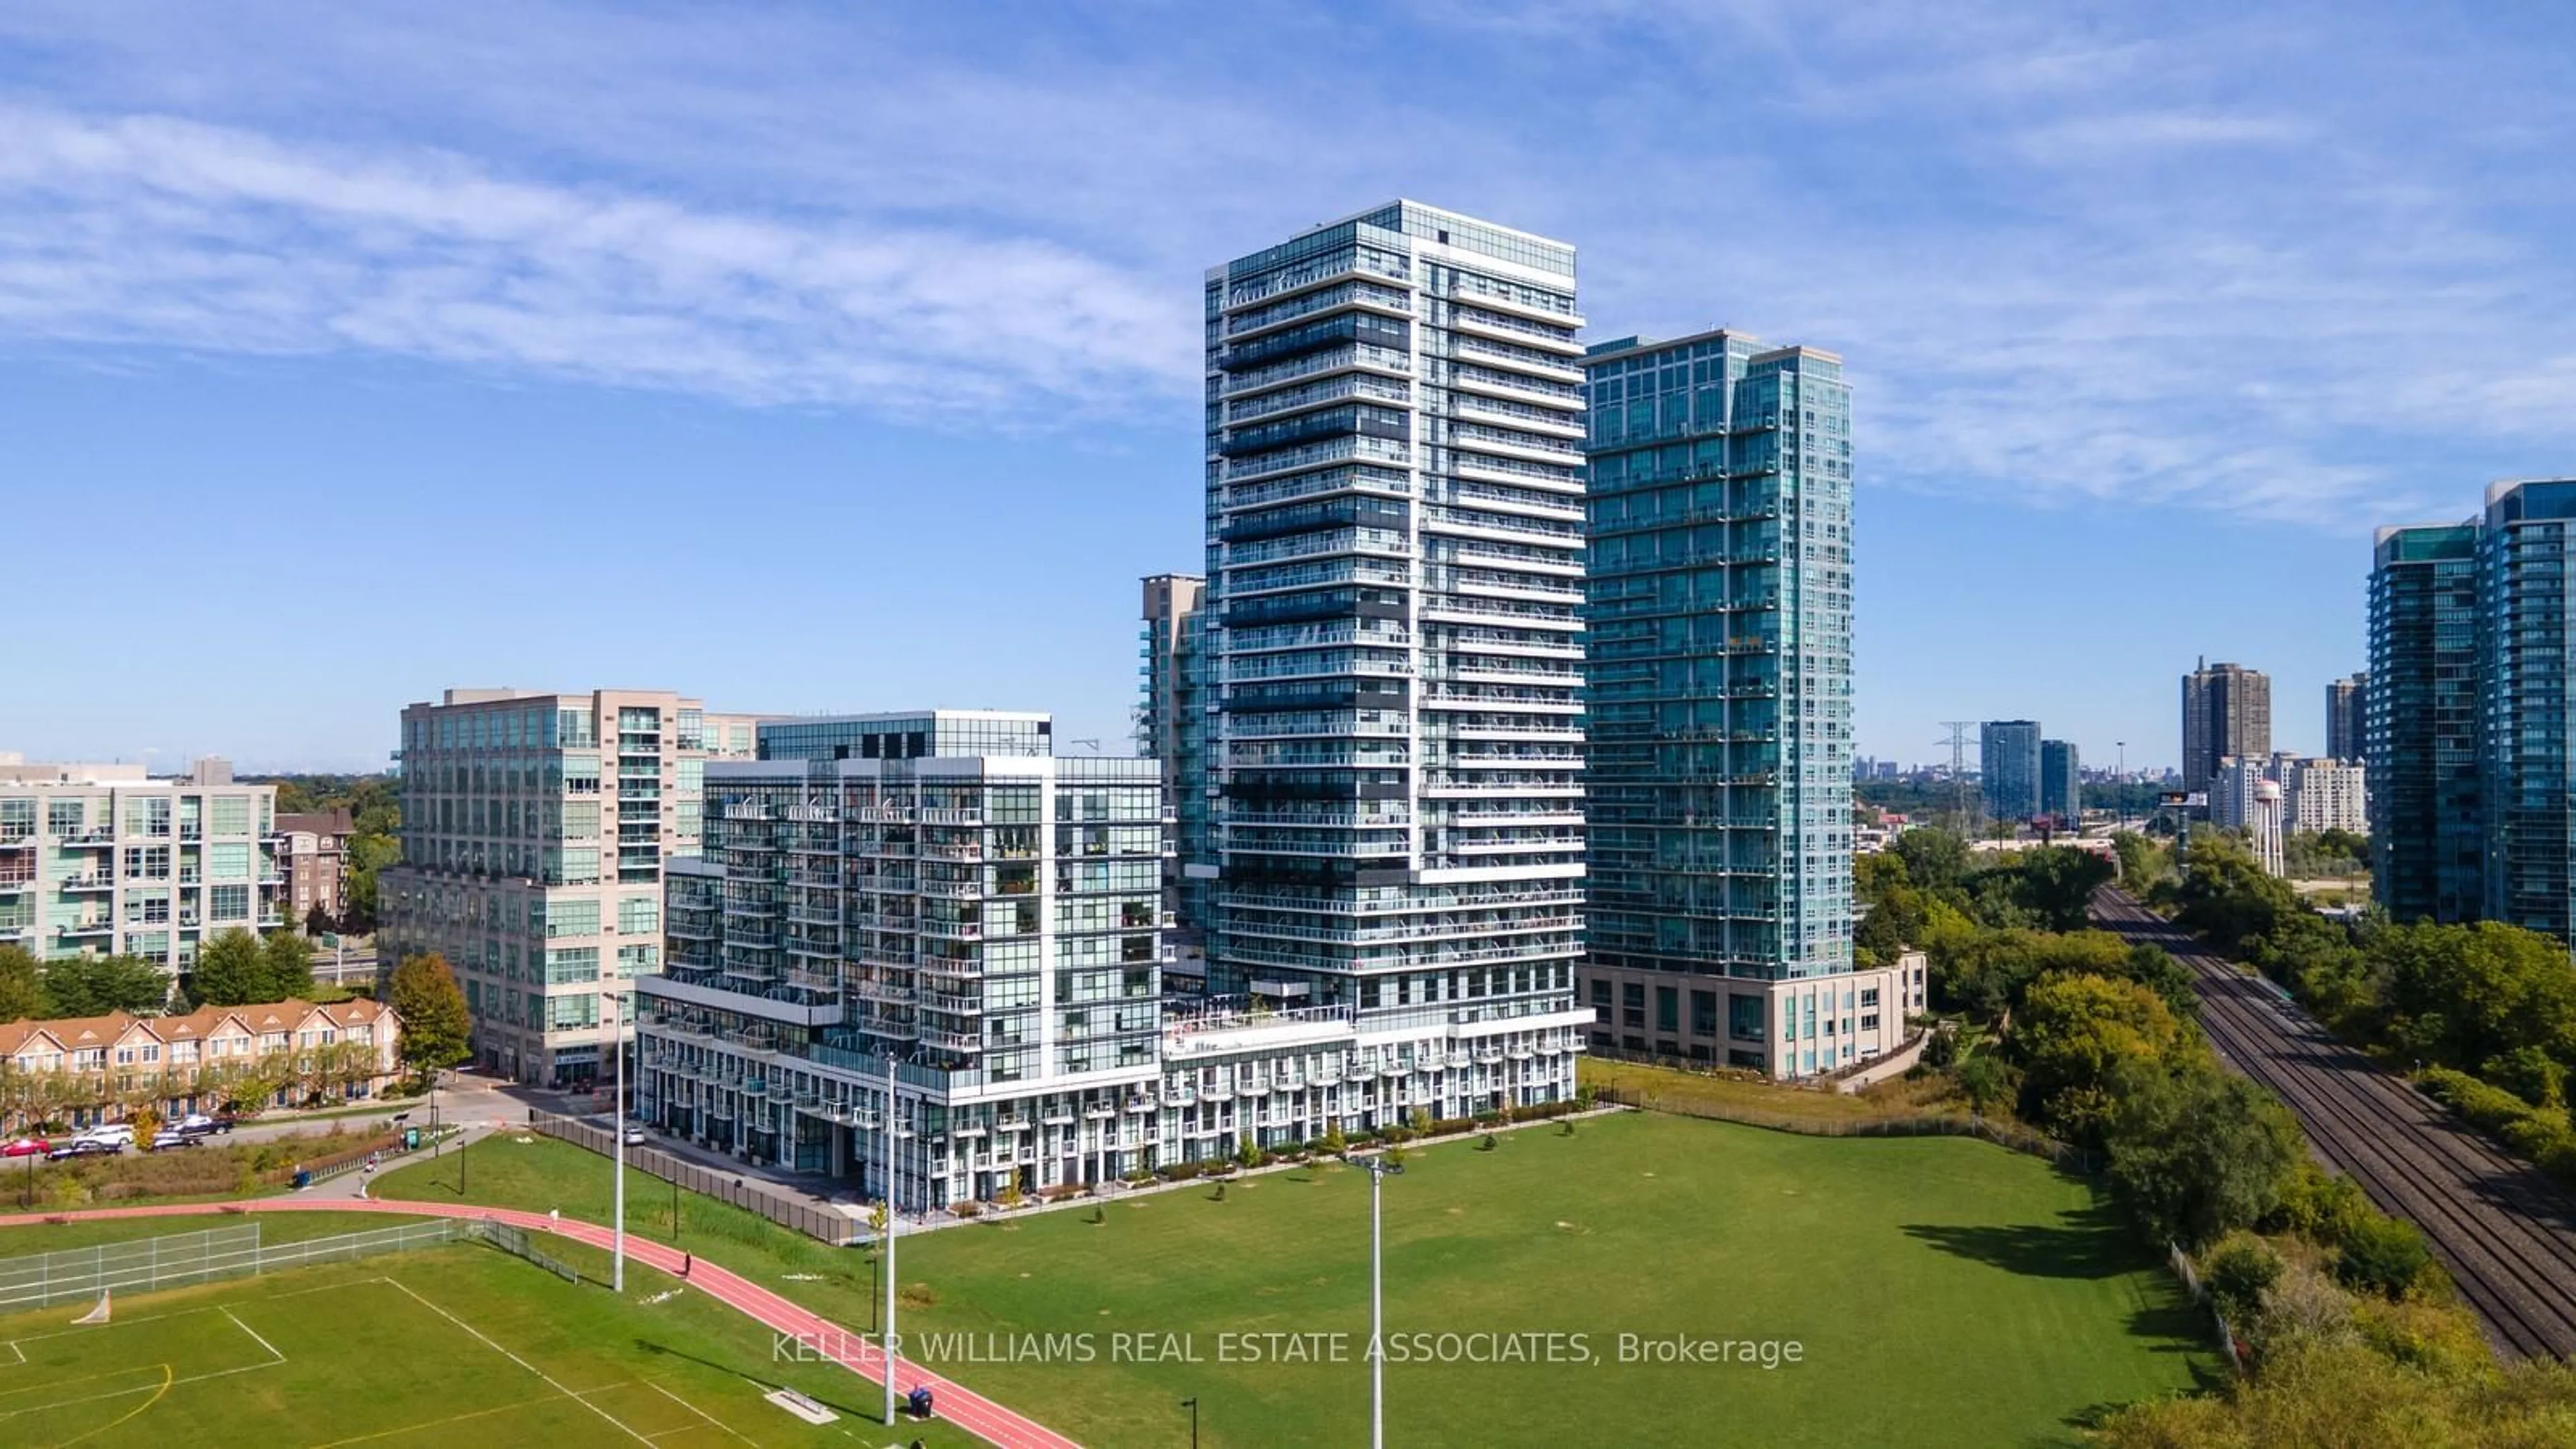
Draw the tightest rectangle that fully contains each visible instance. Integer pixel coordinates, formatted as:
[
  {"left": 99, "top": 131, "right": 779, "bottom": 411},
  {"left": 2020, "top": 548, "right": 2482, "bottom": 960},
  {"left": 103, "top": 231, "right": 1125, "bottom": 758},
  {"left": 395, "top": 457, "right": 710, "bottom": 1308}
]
[
  {"left": 1980, "top": 720, "right": 2042, "bottom": 823},
  {"left": 2040, "top": 739, "right": 2081, "bottom": 826},
  {"left": 2478, "top": 481, "right": 2576, "bottom": 936},
  {"left": 2366, "top": 516, "right": 2492, "bottom": 925},
  {"left": 1581, "top": 327, "right": 1856, "bottom": 1071}
]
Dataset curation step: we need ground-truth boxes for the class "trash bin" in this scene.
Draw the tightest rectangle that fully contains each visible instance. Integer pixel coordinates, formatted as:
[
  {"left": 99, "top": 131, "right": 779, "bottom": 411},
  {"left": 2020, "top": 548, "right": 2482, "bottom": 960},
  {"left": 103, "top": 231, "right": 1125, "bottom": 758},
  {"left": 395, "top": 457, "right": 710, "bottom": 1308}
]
[
  {"left": 292, "top": 1170, "right": 312, "bottom": 1190},
  {"left": 403, "top": 1128, "right": 421, "bottom": 1150}
]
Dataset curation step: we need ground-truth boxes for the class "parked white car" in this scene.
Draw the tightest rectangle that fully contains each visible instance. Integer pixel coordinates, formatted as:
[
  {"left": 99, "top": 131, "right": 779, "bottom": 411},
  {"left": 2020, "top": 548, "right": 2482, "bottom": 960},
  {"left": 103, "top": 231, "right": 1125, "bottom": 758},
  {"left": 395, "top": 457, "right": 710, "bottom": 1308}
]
[{"left": 73, "top": 1123, "right": 134, "bottom": 1148}]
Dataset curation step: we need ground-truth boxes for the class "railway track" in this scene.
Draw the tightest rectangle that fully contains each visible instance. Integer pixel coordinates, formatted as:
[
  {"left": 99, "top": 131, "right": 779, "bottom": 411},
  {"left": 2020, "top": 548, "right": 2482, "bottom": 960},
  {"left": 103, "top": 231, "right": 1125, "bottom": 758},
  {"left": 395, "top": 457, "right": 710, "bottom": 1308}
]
[{"left": 2092, "top": 888, "right": 2576, "bottom": 1359}]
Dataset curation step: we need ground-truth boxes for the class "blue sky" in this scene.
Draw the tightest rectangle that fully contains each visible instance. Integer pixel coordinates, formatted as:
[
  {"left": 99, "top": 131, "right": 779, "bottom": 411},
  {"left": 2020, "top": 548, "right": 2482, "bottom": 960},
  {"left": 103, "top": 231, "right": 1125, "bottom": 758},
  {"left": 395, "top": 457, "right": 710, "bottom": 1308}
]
[{"left": 3, "top": 1, "right": 2572, "bottom": 773}]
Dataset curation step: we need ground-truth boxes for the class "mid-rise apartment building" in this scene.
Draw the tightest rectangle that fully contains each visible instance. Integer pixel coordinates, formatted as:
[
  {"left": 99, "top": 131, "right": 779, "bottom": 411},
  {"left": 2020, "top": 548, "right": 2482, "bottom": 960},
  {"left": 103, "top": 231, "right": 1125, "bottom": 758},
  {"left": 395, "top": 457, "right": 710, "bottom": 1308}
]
[
  {"left": 378, "top": 688, "right": 758, "bottom": 1089},
  {"left": 2211, "top": 753, "right": 2367, "bottom": 862},
  {"left": 1582, "top": 325, "right": 1902, "bottom": 1075},
  {"left": 1199, "top": 201, "right": 1592, "bottom": 1104},
  {"left": 0, "top": 756, "right": 281, "bottom": 982},
  {"left": 637, "top": 708, "right": 1575, "bottom": 1208},
  {"left": 275, "top": 808, "right": 354, "bottom": 928},
  {"left": 2287, "top": 757, "right": 2368, "bottom": 835},
  {"left": 2182, "top": 659, "right": 2271, "bottom": 796},
  {"left": 1980, "top": 720, "right": 2042, "bottom": 824}
]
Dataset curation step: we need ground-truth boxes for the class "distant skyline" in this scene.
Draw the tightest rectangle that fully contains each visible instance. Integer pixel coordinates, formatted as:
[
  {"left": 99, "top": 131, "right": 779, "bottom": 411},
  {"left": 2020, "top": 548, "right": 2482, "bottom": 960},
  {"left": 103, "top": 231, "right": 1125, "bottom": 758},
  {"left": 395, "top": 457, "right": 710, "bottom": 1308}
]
[{"left": 3, "top": 3, "right": 2570, "bottom": 773}]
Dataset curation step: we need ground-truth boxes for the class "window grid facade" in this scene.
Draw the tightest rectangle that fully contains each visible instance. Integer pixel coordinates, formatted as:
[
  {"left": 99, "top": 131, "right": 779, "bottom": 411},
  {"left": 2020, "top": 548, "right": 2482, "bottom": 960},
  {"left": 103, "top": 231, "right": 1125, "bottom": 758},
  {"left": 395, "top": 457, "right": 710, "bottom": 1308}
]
[
  {"left": 378, "top": 688, "right": 759, "bottom": 1088},
  {"left": 1199, "top": 201, "right": 1588, "bottom": 1112}
]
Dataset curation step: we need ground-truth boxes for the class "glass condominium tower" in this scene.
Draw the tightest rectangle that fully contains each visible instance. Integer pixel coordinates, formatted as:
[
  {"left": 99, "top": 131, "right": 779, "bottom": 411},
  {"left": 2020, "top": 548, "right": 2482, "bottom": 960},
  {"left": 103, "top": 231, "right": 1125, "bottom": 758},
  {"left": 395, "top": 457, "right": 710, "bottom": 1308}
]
[
  {"left": 1201, "top": 202, "right": 1587, "bottom": 1098},
  {"left": 2368, "top": 521, "right": 2487, "bottom": 925},
  {"left": 1585, "top": 329, "right": 1890, "bottom": 1077}
]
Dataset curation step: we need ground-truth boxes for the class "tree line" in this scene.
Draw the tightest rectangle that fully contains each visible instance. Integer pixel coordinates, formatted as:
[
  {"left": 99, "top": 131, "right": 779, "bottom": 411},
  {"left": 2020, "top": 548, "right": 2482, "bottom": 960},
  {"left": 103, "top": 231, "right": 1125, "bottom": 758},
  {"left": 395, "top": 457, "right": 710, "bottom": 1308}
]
[
  {"left": 0, "top": 928, "right": 324, "bottom": 1023},
  {"left": 2163, "top": 829, "right": 2576, "bottom": 1191},
  {"left": 2087, "top": 826, "right": 2576, "bottom": 1442}
]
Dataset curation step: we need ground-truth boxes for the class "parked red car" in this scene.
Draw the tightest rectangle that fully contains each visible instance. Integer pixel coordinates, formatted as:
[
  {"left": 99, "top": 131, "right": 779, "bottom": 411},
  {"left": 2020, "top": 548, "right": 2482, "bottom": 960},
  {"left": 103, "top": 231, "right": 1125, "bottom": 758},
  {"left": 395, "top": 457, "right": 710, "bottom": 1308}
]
[{"left": 1, "top": 1136, "right": 48, "bottom": 1158}]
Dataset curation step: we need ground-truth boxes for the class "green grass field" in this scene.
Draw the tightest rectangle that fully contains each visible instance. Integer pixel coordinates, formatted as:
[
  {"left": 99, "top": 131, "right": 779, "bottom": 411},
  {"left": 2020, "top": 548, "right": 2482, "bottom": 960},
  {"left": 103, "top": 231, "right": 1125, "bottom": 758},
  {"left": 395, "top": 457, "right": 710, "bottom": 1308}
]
[
  {"left": 0, "top": 1226, "right": 980, "bottom": 1448},
  {"left": 378, "top": 1112, "right": 2215, "bottom": 1448}
]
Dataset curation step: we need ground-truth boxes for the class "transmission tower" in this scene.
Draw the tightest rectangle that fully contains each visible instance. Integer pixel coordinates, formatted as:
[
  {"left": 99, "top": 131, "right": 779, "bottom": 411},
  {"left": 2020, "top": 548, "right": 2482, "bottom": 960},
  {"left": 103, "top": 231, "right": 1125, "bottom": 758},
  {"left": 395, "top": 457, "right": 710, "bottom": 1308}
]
[{"left": 1937, "top": 722, "right": 1979, "bottom": 836}]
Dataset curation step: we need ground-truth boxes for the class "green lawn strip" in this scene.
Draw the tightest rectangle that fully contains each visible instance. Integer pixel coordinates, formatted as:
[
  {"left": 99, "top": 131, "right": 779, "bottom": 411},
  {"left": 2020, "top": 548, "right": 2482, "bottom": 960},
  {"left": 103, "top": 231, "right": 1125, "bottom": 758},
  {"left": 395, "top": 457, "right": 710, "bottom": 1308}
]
[
  {"left": 0, "top": 1232, "right": 983, "bottom": 1446},
  {"left": 371, "top": 1112, "right": 2210, "bottom": 1448},
  {"left": 374, "top": 1131, "right": 856, "bottom": 1278}
]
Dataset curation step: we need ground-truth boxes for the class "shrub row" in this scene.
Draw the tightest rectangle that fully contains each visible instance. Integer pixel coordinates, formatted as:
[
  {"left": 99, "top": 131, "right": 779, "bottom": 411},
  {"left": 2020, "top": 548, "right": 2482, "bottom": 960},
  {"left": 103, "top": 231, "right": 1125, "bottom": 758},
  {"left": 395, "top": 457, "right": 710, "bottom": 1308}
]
[{"left": 2414, "top": 1066, "right": 2576, "bottom": 1187}]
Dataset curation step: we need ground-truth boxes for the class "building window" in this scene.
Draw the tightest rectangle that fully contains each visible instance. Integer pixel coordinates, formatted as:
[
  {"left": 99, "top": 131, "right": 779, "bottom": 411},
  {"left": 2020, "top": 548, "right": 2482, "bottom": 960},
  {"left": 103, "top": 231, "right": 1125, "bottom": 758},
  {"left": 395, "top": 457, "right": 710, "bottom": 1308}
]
[
  {"left": 1654, "top": 987, "right": 1678, "bottom": 1034},
  {"left": 1621, "top": 981, "right": 1646, "bottom": 1030},
  {"left": 211, "top": 885, "right": 251, "bottom": 921},
  {"left": 1690, "top": 990, "right": 1717, "bottom": 1036},
  {"left": 1728, "top": 994, "right": 1766, "bottom": 1041}
]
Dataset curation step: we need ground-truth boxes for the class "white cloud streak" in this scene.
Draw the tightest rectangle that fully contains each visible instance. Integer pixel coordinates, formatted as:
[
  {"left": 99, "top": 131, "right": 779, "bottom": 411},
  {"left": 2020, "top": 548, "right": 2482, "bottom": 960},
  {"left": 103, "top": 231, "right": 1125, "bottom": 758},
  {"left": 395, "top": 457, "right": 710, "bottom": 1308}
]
[
  {"left": 0, "top": 1, "right": 2572, "bottom": 522},
  {"left": 0, "top": 105, "right": 1199, "bottom": 415}
]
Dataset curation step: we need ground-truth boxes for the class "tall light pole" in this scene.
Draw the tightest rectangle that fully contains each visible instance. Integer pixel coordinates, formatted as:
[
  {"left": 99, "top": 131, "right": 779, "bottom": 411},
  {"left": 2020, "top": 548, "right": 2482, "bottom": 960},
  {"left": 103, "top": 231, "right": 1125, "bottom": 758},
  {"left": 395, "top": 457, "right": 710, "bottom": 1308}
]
[
  {"left": 2116, "top": 741, "right": 2128, "bottom": 833},
  {"left": 882, "top": 1055, "right": 898, "bottom": 1428},
  {"left": 1350, "top": 1152, "right": 1405, "bottom": 1449},
  {"left": 608, "top": 982, "right": 627, "bottom": 1294}
]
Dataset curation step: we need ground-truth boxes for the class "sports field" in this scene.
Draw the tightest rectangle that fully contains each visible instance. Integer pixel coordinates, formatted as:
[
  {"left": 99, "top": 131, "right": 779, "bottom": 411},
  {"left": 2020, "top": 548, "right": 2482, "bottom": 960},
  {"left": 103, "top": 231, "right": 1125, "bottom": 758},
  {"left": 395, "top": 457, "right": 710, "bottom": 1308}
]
[
  {"left": 0, "top": 1226, "right": 982, "bottom": 1448},
  {"left": 885, "top": 1110, "right": 2212, "bottom": 1447},
  {"left": 382, "top": 1110, "right": 2216, "bottom": 1448}
]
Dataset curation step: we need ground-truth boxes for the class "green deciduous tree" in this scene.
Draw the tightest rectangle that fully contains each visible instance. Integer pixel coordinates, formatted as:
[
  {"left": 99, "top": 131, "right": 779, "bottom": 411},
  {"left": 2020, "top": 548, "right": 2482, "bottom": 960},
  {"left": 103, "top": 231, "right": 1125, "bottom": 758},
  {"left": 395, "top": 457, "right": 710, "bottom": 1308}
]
[
  {"left": 2378, "top": 921, "right": 2576, "bottom": 1079},
  {"left": 387, "top": 952, "right": 472, "bottom": 1079},
  {"left": 2015, "top": 973, "right": 2183, "bottom": 1140},
  {"left": 0, "top": 944, "right": 43, "bottom": 1022},
  {"left": 2108, "top": 831, "right": 2169, "bottom": 892},
  {"left": 345, "top": 832, "right": 401, "bottom": 931},
  {"left": 2200, "top": 1233, "right": 2286, "bottom": 1331},
  {"left": 259, "top": 929, "right": 315, "bottom": 1002},
  {"left": 2104, "top": 1057, "right": 2304, "bottom": 1250},
  {"left": 189, "top": 928, "right": 268, "bottom": 1006},
  {"left": 2173, "top": 830, "right": 2301, "bottom": 954},
  {"left": 2333, "top": 1214, "right": 2435, "bottom": 1301},
  {"left": 2008, "top": 845, "right": 2119, "bottom": 932},
  {"left": 1891, "top": 827, "right": 1970, "bottom": 897},
  {"left": 40, "top": 954, "right": 170, "bottom": 1016}
]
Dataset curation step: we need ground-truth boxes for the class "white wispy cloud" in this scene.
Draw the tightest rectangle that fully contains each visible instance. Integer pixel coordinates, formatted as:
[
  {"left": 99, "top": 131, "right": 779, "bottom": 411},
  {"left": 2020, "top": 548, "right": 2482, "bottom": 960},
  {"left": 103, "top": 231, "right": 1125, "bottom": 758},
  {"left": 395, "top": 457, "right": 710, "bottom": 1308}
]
[
  {"left": 0, "top": 104, "right": 1199, "bottom": 415},
  {"left": 0, "top": 1, "right": 2571, "bottom": 524}
]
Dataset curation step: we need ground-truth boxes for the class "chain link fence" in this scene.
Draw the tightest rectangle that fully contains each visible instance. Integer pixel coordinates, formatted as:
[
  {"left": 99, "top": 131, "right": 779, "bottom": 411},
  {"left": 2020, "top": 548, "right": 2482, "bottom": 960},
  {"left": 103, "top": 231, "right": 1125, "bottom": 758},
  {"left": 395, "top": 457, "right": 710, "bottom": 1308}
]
[
  {"left": 0, "top": 1219, "right": 466, "bottom": 1311},
  {"left": 462, "top": 1218, "right": 580, "bottom": 1283}
]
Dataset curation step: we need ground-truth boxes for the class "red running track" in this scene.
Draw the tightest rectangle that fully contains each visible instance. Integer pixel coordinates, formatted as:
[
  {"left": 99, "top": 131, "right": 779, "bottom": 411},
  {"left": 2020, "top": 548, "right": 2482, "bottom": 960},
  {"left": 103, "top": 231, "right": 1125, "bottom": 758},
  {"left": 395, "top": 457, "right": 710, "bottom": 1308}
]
[{"left": 0, "top": 1195, "right": 1079, "bottom": 1449}]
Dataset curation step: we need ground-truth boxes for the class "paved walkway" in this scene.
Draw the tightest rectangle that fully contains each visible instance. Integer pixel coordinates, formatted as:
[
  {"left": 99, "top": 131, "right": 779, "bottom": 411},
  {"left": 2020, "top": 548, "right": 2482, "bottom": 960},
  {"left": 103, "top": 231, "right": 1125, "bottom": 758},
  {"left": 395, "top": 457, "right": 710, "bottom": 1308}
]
[{"left": 0, "top": 1189, "right": 1077, "bottom": 1448}]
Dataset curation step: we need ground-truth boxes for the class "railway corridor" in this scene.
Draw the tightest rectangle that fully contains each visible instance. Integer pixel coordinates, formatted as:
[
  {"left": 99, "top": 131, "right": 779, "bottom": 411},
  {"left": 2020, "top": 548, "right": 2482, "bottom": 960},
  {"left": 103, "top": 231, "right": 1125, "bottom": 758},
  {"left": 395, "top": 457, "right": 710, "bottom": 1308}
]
[{"left": 2093, "top": 887, "right": 2576, "bottom": 1359}]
